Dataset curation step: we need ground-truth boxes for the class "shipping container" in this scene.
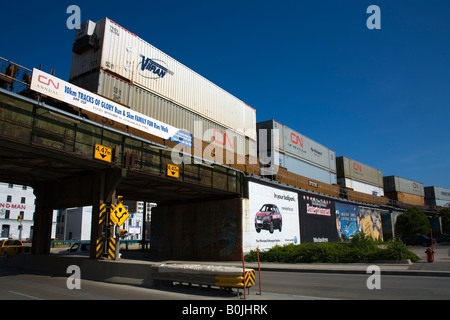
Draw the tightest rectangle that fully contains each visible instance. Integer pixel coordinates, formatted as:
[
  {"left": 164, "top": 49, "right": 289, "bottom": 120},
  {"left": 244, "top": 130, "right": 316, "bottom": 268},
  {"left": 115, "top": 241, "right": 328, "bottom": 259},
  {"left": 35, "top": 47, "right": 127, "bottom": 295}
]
[
  {"left": 71, "top": 69, "right": 257, "bottom": 162},
  {"left": 338, "top": 177, "right": 384, "bottom": 196},
  {"left": 257, "top": 119, "right": 285, "bottom": 151},
  {"left": 70, "top": 18, "right": 256, "bottom": 140},
  {"left": 336, "top": 156, "right": 383, "bottom": 187},
  {"left": 425, "top": 186, "right": 450, "bottom": 201},
  {"left": 256, "top": 119, "right": 336, "bottom": 173},
  {"left": 383, "top": 175, "right": 424, "bottom": 197},
  {"left": 424, "top": 186, "right": 450, "bottom": 207},
  {"left": 280, "top": 152, "right": 337, "bottom": 185},
  {"left": 385, "top": 191, "right": 425, "bottom": 206}
]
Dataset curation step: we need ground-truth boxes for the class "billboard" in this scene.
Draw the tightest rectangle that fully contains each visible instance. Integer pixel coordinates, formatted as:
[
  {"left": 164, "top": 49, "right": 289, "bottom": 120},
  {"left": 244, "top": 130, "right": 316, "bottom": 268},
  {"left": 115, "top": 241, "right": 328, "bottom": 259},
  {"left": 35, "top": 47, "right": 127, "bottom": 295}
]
[
  {"left": 359, "top": 207, "right": 383, "bottom": 241},
  {"left": 243, "top": 182, "right": 300, "bottom": 252},
  {"left": 299, "top": 193, "right": 338, "bottom": 243},
  {"left": 31, "top": 68, "right": 193, "bottom": 148},
  {"left": 335, "top": 202, "right": 360, "bottom": 241}
]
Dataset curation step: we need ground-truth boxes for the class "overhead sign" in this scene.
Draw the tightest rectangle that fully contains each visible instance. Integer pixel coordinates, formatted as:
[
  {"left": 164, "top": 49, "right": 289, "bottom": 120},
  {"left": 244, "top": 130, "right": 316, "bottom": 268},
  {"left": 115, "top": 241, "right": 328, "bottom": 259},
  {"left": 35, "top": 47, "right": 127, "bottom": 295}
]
[
  {"left": 94, "top": 144, "right": 112, "bottom": 162},
  {"left": 167, "top": 164, "right": 179, "bottom": 178},
  {"left": 110, "top": 203, "right": 130, "bottom": 227},
  {"left": 30, "top": 68, "right": 192, "bottom": 148}
]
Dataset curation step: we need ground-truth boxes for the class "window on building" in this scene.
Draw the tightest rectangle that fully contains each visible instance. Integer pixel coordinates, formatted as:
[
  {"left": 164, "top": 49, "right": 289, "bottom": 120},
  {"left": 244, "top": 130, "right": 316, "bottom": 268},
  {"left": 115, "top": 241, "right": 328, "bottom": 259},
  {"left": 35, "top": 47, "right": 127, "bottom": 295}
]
[
  {"left": 1, "top": 225, "right": 10, "bottom": 238},
  {"left": 6, "top": 195, "right": 12, "bottom": 202},
  {"left": 21, "top": 197, "right": 26, "bottom": 204},
  {"left": 5, "top": 210, "right": 10, "bottom": 219}
]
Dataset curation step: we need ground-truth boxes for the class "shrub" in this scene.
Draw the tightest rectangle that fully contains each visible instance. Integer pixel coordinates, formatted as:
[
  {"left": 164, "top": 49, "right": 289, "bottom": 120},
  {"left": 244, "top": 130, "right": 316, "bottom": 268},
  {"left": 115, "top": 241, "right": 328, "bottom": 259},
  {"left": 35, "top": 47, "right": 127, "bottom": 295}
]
[{"left": 245, "top": 235, "right": 420, "bottom": 263}]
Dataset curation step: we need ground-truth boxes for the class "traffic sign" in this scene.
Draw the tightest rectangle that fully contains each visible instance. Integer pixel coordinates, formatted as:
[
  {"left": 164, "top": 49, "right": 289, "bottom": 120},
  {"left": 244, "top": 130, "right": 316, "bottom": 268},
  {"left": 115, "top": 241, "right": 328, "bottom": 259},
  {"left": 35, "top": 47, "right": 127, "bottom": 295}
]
[
  {"left": 167, "top": 164, "right": 179, "bottom": 178},
  {"left": 110, "top": 202, "right": 130, "bottom": 227},
  {"left": 94, "top": 144, "right": 112, "bottom": 163},
  {"left": 244, "top": 270, "right": 255, "bottom": 287}
]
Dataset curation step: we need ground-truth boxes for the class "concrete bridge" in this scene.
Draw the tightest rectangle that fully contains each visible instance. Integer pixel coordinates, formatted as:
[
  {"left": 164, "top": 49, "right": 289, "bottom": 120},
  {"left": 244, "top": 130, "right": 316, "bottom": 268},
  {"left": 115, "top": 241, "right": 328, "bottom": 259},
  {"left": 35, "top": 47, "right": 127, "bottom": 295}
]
[{"left": 0, "top": 88, "right": 244, "bottom": 259}]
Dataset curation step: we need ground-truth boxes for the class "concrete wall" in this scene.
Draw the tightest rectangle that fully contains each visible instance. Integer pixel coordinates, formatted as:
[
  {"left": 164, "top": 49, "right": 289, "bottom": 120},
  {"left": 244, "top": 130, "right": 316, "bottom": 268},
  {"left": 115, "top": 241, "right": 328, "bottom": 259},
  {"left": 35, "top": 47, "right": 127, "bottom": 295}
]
[{"left": 150, "top": 198, "right": 243, "bottom": 261}]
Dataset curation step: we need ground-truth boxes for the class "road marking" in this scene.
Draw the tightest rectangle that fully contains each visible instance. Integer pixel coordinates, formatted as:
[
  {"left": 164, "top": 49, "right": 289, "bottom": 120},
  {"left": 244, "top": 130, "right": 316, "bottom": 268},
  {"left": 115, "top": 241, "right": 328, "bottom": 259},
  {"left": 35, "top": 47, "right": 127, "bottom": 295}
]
[{"left": 8, "top": 290, "right": 43, "bottom": 300}]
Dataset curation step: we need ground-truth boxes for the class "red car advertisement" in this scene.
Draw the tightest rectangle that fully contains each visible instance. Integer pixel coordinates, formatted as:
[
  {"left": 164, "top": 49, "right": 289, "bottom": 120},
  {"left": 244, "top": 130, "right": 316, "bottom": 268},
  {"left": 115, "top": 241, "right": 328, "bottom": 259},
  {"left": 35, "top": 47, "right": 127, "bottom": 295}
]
[
  {"left": 244, "top": 182, "right": 300, "bottom": 252},
  {"left": 255, "top": 204, "right": 282, "bottom": 233}
]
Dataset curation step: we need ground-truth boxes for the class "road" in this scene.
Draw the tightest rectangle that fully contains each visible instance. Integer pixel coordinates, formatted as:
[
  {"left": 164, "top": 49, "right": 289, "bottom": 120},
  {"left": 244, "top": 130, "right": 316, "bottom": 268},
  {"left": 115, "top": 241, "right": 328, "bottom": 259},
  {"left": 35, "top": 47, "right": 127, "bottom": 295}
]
[
  {"left": 1, "top": 264, "right": 449, "bottom": 300},
  {"left": 259, "top": 271, "right": 450, "bottom": 300},
  {"left": 0, "top": 265, "right": 230, "bottom": 300}
]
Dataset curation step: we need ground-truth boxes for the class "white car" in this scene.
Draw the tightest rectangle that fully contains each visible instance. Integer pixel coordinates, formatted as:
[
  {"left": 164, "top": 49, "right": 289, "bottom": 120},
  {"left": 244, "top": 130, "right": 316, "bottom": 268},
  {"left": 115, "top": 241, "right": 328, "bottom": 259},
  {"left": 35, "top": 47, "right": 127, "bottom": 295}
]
[
  {"left": 59, "top": 242, "right": 122, "bottom": 259},
  {"left": 59, "top": 242, "right": 91, "bottom": 255}
]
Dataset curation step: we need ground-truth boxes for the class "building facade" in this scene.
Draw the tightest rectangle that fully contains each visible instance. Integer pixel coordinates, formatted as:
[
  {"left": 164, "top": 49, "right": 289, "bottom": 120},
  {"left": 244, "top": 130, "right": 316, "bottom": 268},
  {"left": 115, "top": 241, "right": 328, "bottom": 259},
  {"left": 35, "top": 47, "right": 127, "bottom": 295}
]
[{"left": 0, "top": 182, "right": 56, "bottom": 240}]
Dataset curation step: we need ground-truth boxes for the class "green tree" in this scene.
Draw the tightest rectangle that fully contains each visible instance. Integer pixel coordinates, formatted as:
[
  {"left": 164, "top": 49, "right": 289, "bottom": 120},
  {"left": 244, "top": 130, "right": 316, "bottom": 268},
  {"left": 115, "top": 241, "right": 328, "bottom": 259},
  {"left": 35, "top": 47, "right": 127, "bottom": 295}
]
[
  {"left": 396, "top": 206, "right": 430, "bottom": 237},
  {"left": 440, "top": 208, "right": 450, "bottom": 234}
]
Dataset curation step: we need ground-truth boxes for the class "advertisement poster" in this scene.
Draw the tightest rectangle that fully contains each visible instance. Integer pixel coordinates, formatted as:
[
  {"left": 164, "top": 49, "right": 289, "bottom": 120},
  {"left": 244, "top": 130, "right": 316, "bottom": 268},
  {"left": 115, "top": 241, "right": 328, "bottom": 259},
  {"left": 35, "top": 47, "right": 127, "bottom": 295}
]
[
  {"left": 359, "top": 207, "right": 383, "bottom": 241},
  {"left": 335, "top": 202, "right": 360, "bottom": 241},
  {"left": 299, "top": 193, "right": 338, "bottom": 243},
  {"left": 243, "top": 182, "right": 300, "bottom": 252},
  {"left": 30, "top": 69, "right": 192, "bottom": 147}
]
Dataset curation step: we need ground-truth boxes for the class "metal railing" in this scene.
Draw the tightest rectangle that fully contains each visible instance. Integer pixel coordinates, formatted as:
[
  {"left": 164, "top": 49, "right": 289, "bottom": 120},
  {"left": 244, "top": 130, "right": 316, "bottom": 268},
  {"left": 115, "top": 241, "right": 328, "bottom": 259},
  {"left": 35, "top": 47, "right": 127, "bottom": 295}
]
[{"left": 0, "top": 57, "right": 33, "bottom": 93}]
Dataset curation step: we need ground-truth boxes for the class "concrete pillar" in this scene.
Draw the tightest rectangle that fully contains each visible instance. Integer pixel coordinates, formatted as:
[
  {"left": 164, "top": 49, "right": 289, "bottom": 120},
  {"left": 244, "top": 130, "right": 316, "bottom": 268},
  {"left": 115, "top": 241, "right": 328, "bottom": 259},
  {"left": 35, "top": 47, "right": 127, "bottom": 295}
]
[
  {"left": 31, "top": 168, "right": 126, "bottom": 257},
  {"left": 31, "top": 184, "right": 53, "bottom": 254},
  {"left": 89, "top": 168, "right": 126, "bottom": 259}
]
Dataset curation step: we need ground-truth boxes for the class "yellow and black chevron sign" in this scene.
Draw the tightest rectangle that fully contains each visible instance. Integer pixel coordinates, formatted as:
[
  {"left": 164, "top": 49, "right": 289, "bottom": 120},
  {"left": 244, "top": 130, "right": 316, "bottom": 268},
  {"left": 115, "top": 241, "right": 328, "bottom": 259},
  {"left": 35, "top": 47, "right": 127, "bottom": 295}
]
[
  {"left": 244, "top": 270, "right": 255, "bottom": 287},
  {"left": 95, "top": 203, "right": 109, "bottom": 259},
  {"left": 96, "top": 237, "right": 104, "bottom": 259},
  {"left": 99, "top": 203, "right": 107, "bottom": 225},
  {"left": 107, "top": 237, "right": 116, "bottom": 260}
]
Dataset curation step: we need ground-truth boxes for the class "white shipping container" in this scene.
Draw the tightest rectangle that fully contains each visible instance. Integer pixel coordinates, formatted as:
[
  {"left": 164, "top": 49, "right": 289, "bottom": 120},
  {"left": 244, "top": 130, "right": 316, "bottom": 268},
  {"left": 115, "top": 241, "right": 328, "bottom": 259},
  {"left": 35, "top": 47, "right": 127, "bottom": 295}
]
[
  {"left": 281, "top": 152, "right": 337, "bottom": 185},
  {"left": 70, "top": 69, "right": 132, "bottom": 106},
  {"left": 71, "top": 69, "right": 256, "bottom": 160},
  {"left": 257, "top": 119, "right": 336, "bottom": 173},
  {"left": 70, "top": 18, "right": 256, "bottom": 140},
  {"left": 338, "top": 178, "right": 384, "bottom": 196}
]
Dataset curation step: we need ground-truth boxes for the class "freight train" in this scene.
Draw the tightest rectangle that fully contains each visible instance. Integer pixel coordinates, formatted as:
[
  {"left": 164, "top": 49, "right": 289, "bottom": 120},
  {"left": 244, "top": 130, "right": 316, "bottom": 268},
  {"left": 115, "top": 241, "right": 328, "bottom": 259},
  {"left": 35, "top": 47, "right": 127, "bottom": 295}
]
[{"left": 0, "top": 17, "right": 444, "bottom": 211}]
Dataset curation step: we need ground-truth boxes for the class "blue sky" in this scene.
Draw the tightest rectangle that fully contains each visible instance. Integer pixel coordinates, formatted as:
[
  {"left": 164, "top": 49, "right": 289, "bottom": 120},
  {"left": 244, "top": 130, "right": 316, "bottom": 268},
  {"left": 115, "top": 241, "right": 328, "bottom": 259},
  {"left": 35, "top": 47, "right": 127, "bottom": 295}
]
[{"left": 1, "top": 0, "right": 450, "bottom": 189}]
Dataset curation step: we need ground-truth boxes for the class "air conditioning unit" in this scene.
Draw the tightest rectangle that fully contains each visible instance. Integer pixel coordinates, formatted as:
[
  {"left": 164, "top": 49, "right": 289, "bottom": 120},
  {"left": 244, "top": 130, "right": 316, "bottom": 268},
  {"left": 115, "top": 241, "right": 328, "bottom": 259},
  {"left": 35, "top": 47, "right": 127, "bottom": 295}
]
[{"left": 72, "top": 20, "right": 96, "bottom": 54}]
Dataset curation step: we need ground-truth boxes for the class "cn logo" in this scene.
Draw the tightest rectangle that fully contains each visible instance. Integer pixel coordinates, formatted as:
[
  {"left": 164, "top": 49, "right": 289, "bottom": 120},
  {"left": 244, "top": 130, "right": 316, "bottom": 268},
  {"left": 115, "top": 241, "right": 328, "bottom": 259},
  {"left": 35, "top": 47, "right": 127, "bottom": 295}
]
[
  {"left": 353, "top": 162, "right": 362, "bottom": 172},
  {"left": 38, "top": 75, "right": 60, "bottom": 89},
  {"left": 290, "top": 133, "right": 303, "bottom": 147},
  {"left": 213, "top": 129, "right": 235, "bottom": 150}
]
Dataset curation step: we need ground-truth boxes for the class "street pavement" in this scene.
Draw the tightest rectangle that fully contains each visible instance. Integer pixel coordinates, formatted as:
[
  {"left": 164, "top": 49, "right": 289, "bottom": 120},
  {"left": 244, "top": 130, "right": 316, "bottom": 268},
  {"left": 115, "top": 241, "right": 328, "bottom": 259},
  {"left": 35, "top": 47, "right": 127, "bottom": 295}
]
[{"left": 1, "top": 244, "right": 448, "bottom": 300}]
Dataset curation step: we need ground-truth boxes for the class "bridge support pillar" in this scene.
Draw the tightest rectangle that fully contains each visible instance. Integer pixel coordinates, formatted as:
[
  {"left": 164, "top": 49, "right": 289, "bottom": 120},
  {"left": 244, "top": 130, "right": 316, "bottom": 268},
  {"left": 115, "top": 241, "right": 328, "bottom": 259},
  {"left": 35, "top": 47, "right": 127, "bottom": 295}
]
[
  {"left": 31, "top": 184, "right": 54, "bottom": 254},
  {"left": 89, "top": 168, "right": 126, "bottom": 259},
  {"left": 30, "top": 168, "right": 126, "bottom": 256}
]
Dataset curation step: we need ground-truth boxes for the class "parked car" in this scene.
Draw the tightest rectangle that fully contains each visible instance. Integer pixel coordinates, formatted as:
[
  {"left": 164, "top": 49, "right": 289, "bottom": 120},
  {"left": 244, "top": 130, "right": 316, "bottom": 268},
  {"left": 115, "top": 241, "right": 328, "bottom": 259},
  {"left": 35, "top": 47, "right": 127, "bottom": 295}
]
[
  {"left": 59, "top": 242, "right": 91, "bottom": 255},
  {"left": 255, "top": 204, "right": 282, "bottom": 234},
  {"left": 0, "top": 239, "right": 31, "bottom": 259},
  {"left": 59, "top": 241, "right": 122, "bottom": 259},
  {"left": 436, "top": 234, "right": 450, "bottom": 243},
  {"left": 402, "top": 234, "right": 434, "bottom": 247}
]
